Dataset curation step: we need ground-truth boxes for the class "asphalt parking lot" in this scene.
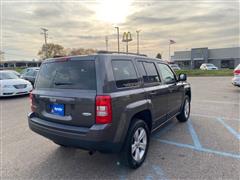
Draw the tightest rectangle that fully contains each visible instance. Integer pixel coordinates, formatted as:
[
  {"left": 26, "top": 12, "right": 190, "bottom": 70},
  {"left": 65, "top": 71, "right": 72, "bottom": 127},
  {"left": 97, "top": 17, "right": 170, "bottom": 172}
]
[{"left": 1, "top": 76, "right": 239, "bottom": 179}]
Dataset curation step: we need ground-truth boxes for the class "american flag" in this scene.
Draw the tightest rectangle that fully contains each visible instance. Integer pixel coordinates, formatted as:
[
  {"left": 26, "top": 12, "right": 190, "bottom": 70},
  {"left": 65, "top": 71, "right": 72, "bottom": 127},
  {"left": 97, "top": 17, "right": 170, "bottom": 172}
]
[{"left": 170, "top": 40, "right": 176, "bottom": 44}]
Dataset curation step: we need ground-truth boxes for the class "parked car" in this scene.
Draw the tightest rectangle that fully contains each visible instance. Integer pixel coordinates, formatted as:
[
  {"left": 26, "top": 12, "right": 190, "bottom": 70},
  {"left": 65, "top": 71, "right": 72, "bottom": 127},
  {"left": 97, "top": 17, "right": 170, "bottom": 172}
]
[
  {"left": 20, "top": 67, "right": 40, "bottom": 75},
  {"left": 0, "top": 71, "right": 33, "bottom": 97},
  {"left": 232, "top": 64, "right": 240, "bottom": 87},
  {"left": 28, "top": 52, "right": 191, "bottom": 169},
  {"left": 20, "top": 68, "right": 39, "bottom": 85},
  {"left": 169, "top": 63, "right": 181, "bottom": 70},
  {"left": 3, "top": 70, "right": 20, "bottom": 77},
  {"left": 200, "top": 63, "right": 218, "bottom": 70}
]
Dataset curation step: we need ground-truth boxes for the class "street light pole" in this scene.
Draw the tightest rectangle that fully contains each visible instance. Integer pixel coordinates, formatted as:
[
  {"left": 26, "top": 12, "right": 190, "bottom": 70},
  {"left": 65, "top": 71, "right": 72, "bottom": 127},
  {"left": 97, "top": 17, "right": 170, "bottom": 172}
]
[
  {"left": 115, "top": 27, "right": 120, "bottom": 53},
  {"left": 136, "top": 30, "right": 141, "bottom": 54}
]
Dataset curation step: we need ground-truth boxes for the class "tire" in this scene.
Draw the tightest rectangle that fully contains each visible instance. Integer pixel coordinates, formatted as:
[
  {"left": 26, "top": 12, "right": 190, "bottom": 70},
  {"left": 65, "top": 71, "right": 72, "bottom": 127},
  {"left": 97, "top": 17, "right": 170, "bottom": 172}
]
[
  {"left": 177, "top": 96, "right": 190, "bottom": 122},
  {"left": 121, "top": 119, "right": 150, "bottom": 169}
]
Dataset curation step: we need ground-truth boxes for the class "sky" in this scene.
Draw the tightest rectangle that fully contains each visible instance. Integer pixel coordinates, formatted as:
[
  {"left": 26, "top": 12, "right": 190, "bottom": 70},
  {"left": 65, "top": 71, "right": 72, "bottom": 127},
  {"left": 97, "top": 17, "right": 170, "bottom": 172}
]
[{"left": 1, "top": 0, "right": 239, "bottom": 61}]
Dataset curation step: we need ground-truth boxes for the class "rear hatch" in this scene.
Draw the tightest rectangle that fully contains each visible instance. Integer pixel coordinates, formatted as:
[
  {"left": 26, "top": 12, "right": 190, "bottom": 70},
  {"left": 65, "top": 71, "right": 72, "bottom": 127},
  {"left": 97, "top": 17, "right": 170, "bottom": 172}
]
[{"left": 33, "top": 58, "right": 96, "bottom": 128}]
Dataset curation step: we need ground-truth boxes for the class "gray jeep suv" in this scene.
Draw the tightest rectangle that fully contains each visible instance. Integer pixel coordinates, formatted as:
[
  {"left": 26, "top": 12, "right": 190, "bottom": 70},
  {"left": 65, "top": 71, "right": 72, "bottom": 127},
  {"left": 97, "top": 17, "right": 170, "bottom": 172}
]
[{"left": 28, "top": 52, "right": 191, "bottom": 168}]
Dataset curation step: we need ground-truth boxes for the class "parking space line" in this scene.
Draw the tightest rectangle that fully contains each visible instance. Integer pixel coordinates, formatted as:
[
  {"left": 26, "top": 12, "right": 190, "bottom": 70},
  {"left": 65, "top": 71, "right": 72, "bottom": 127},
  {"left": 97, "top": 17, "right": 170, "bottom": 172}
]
[
  {"left": 157, "top": 139, "right": 240, "bottom": 159},
  {"left": 216, "top": 118, "right": 240, "bottom": 140},
  {"left": 153, "top": 121, "right": 176, "bottom": 138},
  {"left": 152, "top": 165, "right": 168, "bottom": 179},
  {"left": 145, "top": 176, "right": 154, "bottom": 180},
  {"left": 187, "top": 120, "right": 202, "bottom": 148},
  {"left": 191, "top": 113, "right": 240, "bottom": 122}
]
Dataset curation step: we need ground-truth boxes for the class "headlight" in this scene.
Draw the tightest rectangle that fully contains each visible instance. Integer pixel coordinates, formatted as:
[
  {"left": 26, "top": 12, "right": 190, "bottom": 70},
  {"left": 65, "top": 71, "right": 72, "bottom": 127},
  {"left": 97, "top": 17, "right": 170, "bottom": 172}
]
[{"left": 3, "top": 85, "right": 13, "bottom": 88}]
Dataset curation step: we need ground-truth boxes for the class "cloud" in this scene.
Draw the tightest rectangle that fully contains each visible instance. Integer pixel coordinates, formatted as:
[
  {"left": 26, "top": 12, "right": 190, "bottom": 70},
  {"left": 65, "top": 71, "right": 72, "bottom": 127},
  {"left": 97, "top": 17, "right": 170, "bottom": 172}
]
[{"left": 1, "top": 0, "right": 239, "bottom": 60}]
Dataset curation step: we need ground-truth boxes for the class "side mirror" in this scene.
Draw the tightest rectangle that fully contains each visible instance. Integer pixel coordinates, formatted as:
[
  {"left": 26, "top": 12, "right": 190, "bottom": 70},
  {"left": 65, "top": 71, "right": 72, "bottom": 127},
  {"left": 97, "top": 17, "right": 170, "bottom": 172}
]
[{"left": 178, "top": 73, "right": 187, "bottom": 81}]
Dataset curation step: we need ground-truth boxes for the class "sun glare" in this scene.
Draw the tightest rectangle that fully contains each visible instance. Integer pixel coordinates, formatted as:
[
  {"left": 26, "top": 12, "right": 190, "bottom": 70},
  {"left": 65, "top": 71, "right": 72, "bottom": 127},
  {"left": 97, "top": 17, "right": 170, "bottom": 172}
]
[{"left": 95, "top": 0, "right": 133, "bottom": 24}]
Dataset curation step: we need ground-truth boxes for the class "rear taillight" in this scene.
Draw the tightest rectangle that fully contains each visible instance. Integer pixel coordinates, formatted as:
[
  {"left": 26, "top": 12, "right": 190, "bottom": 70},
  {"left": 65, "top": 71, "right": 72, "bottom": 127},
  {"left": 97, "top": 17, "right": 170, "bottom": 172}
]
[
  {"left": 96, "top": 95, "right": 112, "bottom": 124},
  {"left": 29, "top": 92, "right": 36, "bottom": 112},
  {"left": 234, "top": 69, "right": 240, "bottom": 75}
]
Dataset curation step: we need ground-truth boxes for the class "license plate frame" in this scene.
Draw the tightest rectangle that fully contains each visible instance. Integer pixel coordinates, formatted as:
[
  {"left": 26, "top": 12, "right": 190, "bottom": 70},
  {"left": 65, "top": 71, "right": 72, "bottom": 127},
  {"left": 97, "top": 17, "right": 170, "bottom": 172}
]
[{"left": 50, "top": 104, "right": 65, "bottom": 116}]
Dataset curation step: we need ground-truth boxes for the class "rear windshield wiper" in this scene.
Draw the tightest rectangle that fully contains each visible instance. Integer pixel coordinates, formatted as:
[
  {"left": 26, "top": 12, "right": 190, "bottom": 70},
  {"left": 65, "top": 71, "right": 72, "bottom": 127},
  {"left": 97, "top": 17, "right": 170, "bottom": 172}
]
[{"left": 54, "top": 82, "right": 74, "bottom": 86}]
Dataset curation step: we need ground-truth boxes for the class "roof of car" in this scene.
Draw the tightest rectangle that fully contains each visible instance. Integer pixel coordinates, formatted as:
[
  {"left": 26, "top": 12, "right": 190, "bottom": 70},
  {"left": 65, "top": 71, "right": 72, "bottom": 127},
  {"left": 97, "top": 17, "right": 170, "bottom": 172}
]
[{"left": 43, "top": 53, "right": 165, "bottom": 64}]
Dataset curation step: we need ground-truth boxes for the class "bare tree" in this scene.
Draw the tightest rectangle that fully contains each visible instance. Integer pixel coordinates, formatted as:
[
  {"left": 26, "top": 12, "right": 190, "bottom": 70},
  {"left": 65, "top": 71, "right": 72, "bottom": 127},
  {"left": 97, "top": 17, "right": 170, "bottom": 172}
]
[{"left": 38, "top": 43, "right": 66, "bottom": 59}]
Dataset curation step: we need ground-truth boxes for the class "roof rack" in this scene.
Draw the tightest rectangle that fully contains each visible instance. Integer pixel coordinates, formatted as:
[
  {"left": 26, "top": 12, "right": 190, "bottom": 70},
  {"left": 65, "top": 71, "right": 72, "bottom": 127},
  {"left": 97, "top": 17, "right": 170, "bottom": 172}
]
[{"left": 97, "top": 50, "right": 147, "bottom": 57}]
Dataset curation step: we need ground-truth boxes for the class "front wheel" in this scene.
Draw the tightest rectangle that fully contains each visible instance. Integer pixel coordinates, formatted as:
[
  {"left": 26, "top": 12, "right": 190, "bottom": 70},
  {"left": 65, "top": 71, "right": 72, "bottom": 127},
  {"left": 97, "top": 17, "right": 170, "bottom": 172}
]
[
  {"left": 177, "top": 96, "right": 190, "bottom": 122},
  {"left": 121, "top": 119, "right": 150, "bottom": 169}
]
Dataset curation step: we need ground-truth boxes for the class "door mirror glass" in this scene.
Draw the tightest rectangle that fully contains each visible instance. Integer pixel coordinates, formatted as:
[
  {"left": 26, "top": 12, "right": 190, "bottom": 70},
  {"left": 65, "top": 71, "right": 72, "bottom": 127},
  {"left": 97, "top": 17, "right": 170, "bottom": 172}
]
[{"left": 179, "top": 73, "right": 187, "bottom": 81}]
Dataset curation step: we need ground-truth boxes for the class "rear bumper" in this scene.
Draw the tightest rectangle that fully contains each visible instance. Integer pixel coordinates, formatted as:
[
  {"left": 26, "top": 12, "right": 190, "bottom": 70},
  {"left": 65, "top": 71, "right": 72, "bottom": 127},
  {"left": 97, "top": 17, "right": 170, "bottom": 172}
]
[{"left": 28, "top": 113, "right": 122, "bottom": 153}]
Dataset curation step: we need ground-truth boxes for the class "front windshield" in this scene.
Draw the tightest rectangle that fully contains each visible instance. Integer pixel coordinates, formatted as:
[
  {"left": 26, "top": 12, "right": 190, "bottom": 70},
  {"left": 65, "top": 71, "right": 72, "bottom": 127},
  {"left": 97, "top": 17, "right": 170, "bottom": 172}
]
[{"left": 0, "top": 72, "right": 19, "bottom": 80}]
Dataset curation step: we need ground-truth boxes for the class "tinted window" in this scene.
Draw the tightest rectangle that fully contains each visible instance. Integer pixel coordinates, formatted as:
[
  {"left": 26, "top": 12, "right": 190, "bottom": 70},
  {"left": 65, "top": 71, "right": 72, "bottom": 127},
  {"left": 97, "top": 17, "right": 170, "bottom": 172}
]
[
  {"left": 157, "top": 63, "right": 176, "bottom": 84},
  {"left": 112, "top": 60, "right": 138, "bottom": 88},
  {"left": 142, "top": 62, "right": 160, "bottom": 83},
  {"left": 137, "top": 62, "right": 148, "bottom": 82},
  {"left": 36, "top": 60, "right": 96, "bottom": 90}
]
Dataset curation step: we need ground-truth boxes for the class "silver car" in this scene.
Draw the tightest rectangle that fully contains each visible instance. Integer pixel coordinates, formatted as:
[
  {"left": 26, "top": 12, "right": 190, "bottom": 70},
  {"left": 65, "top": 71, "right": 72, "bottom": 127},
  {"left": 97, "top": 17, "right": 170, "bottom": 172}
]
[
  {"left": 169, "top": 63, "right": 181, "bottom": 70},
  {"left": 232, "top": 64, "right": 240, "bottom": 87}
]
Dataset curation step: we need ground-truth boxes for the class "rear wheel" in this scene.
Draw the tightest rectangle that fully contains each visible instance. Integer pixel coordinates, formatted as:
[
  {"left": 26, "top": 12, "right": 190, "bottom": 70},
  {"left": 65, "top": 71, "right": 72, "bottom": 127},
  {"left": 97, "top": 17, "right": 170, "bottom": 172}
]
[
  {"left": 177, "top": 96, "right": 190, "bottom": 122},
  {"left": 121, "top": 119, "right": 150, "bottom": 169}
]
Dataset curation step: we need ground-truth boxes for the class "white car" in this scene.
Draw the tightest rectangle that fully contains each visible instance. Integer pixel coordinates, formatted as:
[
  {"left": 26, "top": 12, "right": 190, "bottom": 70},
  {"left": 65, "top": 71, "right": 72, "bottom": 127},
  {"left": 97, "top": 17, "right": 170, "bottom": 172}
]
[
  {"left": 200, "top": 63, "right": 218, "bottom": 70},
  {"left": 0, "top": 71, "right": 33, "bottom": 97},
  {"left": 3, "top": 70, "right": 20, "bottom": 77},
  {"left": 169, "top": 64, "right": 181, "bottom": 70},
  {"left": 232, "top": 64, "right": 240, "bottom": 87}
]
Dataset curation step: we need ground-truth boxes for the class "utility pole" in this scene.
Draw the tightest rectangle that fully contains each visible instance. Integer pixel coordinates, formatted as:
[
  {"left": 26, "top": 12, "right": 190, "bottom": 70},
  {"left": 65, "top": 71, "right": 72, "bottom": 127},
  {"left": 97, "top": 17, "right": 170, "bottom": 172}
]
[
  {"left": 41, "top": 28, "right": 48, "bottom": 59},
  {"left": 115, "top": 27, "right": 120, "bottom": 53},
  {"left": 105, "top": 36, "right": 109, "bottom": 51},
  {"left": 136, "top": 30, "right": 141, "bottom": 54}
]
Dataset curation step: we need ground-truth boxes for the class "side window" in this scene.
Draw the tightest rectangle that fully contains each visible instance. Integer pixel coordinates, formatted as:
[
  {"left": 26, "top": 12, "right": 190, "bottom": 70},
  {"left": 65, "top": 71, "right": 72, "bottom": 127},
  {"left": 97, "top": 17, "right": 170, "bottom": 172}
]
[
  {"left": 157, "top": 63, "right": 176, "bottom": 84},
  {"left": 112, "top": 60, "right": 139, "bottom": 88},
  {"left": 142, "top": 62, "right": 160, "bottom": 83},
  {"left": 137, "top": 62, "right": 148, "bottom": 83}
]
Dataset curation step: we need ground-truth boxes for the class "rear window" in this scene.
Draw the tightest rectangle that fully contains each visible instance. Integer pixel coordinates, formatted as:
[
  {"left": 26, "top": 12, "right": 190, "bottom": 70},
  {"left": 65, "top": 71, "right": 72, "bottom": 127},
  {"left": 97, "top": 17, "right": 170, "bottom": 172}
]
[
  {"left": 112, "top": 60, "right": 139, "bottom": 88},
  {"left": 35, "top": 60, "right": 96, "bottom": 90}
]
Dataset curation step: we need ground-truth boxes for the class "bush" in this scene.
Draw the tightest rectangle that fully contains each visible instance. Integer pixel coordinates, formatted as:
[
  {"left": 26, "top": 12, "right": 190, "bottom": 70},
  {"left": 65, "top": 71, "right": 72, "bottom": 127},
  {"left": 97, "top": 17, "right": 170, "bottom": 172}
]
[{"left": 175, "top": 69, "right": 233, "bottom": 76}]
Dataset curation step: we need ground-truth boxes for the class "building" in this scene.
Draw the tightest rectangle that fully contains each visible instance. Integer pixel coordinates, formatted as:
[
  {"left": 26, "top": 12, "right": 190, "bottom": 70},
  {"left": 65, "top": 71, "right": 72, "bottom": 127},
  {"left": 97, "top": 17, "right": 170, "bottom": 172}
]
[
  {"left": 171, "top": 47, "right": 240, "bottom": 69},
  {"left": 0, "top": 60, "right": 41, "bottom": 69}
]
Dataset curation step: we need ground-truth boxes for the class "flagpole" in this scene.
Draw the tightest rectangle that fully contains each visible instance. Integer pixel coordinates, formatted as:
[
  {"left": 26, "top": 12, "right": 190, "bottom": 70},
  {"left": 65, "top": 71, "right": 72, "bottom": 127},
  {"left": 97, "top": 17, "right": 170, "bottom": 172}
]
[{"left": 169, "top": 42, "right": 171, "bottom": 62}]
